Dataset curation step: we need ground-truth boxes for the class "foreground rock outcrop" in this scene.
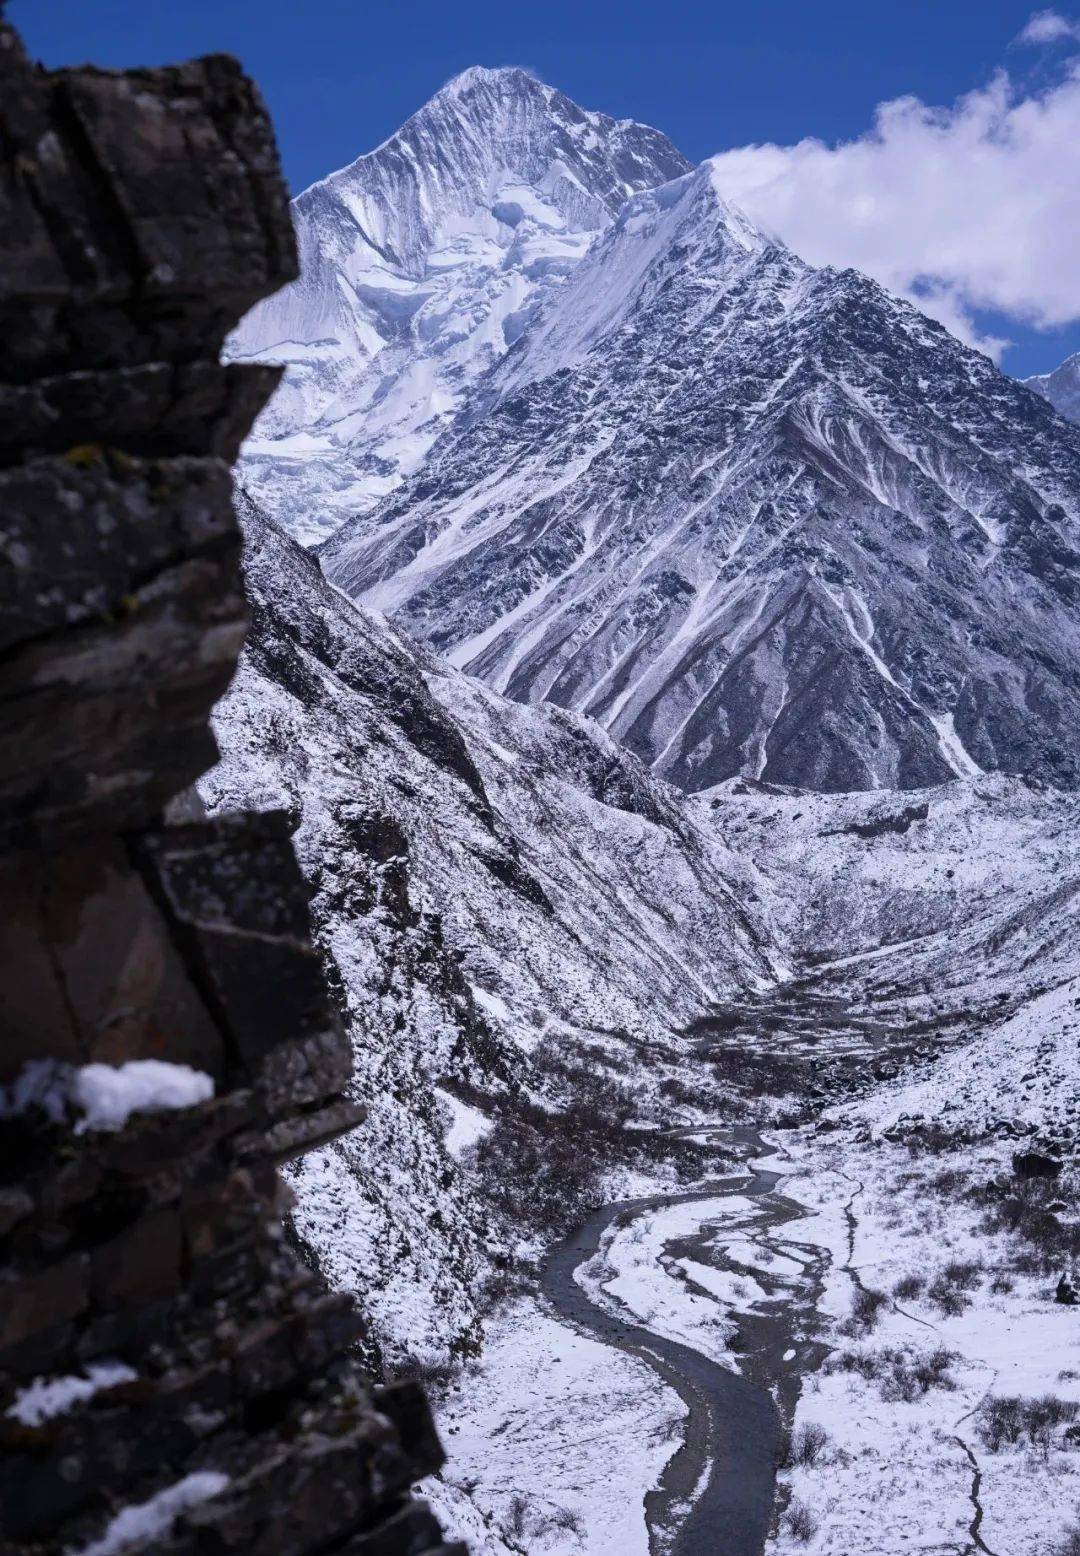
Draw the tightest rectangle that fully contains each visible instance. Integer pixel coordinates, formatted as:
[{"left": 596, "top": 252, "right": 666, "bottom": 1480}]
[{"left": 0, "top": 23, "right": 457, "bottom": 1554}]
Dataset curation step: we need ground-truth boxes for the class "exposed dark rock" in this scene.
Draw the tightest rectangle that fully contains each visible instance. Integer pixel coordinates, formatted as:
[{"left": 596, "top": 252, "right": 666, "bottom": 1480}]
[
  {"left": 0, "top": 20, "right": 458, "bottom": 1556},
  {"left": 827, "top": 802, "right": 930, "bottom": 840},
  {"left": 1012, "top": 1150, "right": 1062, "bottom": 1180}
]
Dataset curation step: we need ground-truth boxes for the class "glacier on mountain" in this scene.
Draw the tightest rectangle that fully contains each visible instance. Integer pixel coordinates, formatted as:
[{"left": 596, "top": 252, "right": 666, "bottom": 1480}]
[{"left": 228, "top": 66, "right": 689, "bottom": 544}]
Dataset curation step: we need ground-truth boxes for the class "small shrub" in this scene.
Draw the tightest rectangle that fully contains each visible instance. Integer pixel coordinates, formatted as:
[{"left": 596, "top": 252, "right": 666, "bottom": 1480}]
[
  {"left": 990, "top": 1273, "right": 1015, "bottom": 1295},
  {"left": 825, "top": 1344, "right": 956, "bottom": 1401},
  {"left": 546, "top": 1505, "right": 585, "bottom": 1537},
  {"left": 941, "top": 1259, "right": 982, "bottom": 1290},
  {"left": 978, "top": 1174, "right": 1080, "bottom": 1275},
  {"left": 847, "top": 1285, "right": 888, "bottom": 1333},
  {"left": 792, "top": 1422, "right": 829, "bottom": 1467},
  {"left": 783, "top": 1499, "right": 819, "bottom": 1543},
  {"left": 977, "top": 1394, "right": 1080, "bottom": 1456},
  {"left": 824, "top": 1348, "right": 883, "bottom": 1383},
  {"left": 1053, "top": 1517, "right": 1080, "bottom": 1556},
  {"left": 779, "top": 1422, "right": 830, "bottom": 1468},
  {"left": 507, "top": 1493, "right": 529, "bottom": 1539},
  {"left": 885, "top": 1347, "right": 956, "bottom": 1403},
  {"left": 927, "top": 1274, "right": 971, "bottom": 1316},
  {"left": 893, "top": 1273, "right": 925, "bottom": 1301},
  {"left": 931, "top": 1167, "right": 970, "bottom": 1197}
]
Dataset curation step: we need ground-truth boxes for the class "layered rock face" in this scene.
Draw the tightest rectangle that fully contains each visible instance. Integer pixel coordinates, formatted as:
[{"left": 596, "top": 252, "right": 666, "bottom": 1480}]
[
  {"left": 229, "top": 65, "right": 690, "bottom": 543},
  {"left": 0, "top": 24, "right": 457, "bottom": 1556},
  {"left": 323, "top": 162, "right": 1080, "bottom": 794}
]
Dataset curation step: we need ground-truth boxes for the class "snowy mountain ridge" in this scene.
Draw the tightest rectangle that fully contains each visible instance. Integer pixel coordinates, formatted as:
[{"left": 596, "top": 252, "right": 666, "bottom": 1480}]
[
  {"left": 1024, "top": 349, "right": 1080, "bottom": 426},
  {"left": 322, "top": 156, "right": 1080, "bottom": 793},
  {"left": 229, "top": 66, "right": 690, "bottom": 543}
]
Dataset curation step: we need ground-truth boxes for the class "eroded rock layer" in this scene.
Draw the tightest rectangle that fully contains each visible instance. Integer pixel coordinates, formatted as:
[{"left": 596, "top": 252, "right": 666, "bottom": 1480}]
[{"left": 0, "top": 24, "right": 458, "bottom": 1555}]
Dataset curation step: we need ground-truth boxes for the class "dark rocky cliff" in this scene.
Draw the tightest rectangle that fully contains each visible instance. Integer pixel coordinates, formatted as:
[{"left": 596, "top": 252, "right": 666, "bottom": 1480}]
[{"left": 0, "top": 22, "right": 459, "bottom": 1555}]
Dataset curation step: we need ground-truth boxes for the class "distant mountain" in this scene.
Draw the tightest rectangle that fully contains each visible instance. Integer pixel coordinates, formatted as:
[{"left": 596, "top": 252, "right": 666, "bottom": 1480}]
[
  {"left": 229, "top": 67, "right": 690, "bottom": 544},
  {"left": 1024, "top": 351, "right": 1080, "bottom": 426},
  {"left": 323, "top": 162, "right": 1080, "bottom": 794}
]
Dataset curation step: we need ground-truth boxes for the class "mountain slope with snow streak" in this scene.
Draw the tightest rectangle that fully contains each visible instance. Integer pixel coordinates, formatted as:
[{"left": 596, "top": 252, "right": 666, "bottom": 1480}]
[
  {"left": 323, "top": 159, "right": 1080, "bottom": 794},
  {"left": 228, "top": 67, "right": 689, "bottom": 544},
  {"left": 201, "top": 495, "right": 780, "bottom": 1363}
]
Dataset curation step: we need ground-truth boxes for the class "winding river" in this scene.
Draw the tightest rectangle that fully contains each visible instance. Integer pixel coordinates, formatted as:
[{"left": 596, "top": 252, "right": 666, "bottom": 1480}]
[{"left": 541, "top": 1128, "right": 828, "bottom": 1556}]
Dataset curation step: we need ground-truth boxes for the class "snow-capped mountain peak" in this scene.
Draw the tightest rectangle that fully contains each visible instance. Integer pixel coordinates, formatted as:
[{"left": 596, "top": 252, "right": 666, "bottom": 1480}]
[
  {"left": 1024, "top": 350, "right": 1080, "bottom": 426},
  {"left": 229, "top": 68, "right": 691, "bottom": 543},
  {"left": 487, "top": 162, "right": 777, "bottom": 401},
  {"left": 321, "top": 153, "right": 1080, "bottom": 795}
]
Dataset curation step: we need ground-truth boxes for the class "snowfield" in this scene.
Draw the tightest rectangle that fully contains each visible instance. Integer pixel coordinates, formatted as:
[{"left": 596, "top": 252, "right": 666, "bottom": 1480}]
[{"left": 424, "top": 1302, "right": 684, "bottom": 1556}]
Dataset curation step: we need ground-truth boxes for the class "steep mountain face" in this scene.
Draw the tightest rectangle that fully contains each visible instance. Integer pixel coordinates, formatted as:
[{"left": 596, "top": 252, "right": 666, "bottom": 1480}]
[
  {"left": 229, "top": 67, "right": 689, "bottom": 543},
  {"left": 323, "top": 161, "right": 1080, "bottom": 795},
  {"left": 202, "top": 495, "right": 780, "bottom": 1363},
  {"left": 710, "top": 774, "right": 1080, "bottom": 1032},
  {"left": 1025, "top": 350, "right": 1080, "bottom": 426}
]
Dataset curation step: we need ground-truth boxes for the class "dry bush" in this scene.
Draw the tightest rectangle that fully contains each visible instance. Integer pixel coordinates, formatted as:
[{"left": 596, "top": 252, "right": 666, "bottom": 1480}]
[
  {"left": 825, "top": 1344, "right": 956, "bottom": 1401},
  {"left": 893, "top": 1272, "right": 925, "bottom": 1301},
  {"left": 926, "top": 1259, "right": 982, "bottom": 1316},
  {"left": 977, "top": 1394, "right": 1079, "bottom": 1457},
  {"left": 782, "top": 1499, "right": 819, "bottom": 1543},
  {"left": 977, "top": 1174, "right": 1079, "bottom": 1276},
  {"left": 845, "top": 1285, "right": 888, "bottom": 1334},
  {"left": 779, "top": 1422, "right": 830, "bottom": 1468},
  {"left": 941, "top": 1258, "right": 983, "bottom": 1289}
]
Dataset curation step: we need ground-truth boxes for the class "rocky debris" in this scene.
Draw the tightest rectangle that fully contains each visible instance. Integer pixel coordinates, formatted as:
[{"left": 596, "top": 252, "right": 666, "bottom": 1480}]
[
  {"left": 0, "top": 21, "right": 458, "bottom": 1555},
  {"left": 826, "top": 802, "right": 929, "bottom": 839}
]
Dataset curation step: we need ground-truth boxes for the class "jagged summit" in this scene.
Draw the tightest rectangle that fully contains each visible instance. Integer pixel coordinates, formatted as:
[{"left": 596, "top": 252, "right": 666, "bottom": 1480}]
[
  {"left": 1024, "top": 350, "right": 1080, "bottom": 426},
  {"left": 229, "top": 68, "right": 690, "bottom": 542},
  {"left": 487, "top": 162, "right": 777, "bottom": 401},
  {"left": 322, "top": 157, "right": 1080, "bottom": 794}
]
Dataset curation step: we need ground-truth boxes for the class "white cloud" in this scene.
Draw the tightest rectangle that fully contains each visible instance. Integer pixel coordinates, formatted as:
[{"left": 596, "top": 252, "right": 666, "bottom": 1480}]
[
  {"left": 1017, "top": 10, "right": 1080, "bottom": 44},
  {"left": 708, "top": 66, "right": 1080, "bottom": 360}
]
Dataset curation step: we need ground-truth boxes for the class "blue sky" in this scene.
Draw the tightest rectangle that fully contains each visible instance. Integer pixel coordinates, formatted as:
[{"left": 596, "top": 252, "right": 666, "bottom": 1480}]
[{"left": 16, "top": 0, "right": 1080, "bottom": 375}]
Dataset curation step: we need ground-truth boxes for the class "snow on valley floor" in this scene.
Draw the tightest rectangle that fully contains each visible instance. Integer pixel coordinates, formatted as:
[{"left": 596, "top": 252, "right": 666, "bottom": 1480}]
[
  {"left": 763, "top": 1128, "right": 1080, "bottom": 1556},
  {"left": 423, "top": 1112, "right": 1080, "bottom": 1556},
  {"left": 422, "top": 1300, "right": 685, "bottom": 1555}
]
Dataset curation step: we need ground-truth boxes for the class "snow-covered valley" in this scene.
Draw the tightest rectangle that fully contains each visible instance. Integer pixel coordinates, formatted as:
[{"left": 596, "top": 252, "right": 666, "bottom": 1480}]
[
  {"left": 207, "top": 56, "right": 1080, "bottom": 1556},
  {"left": 419, "top": 798, "right": 1080, "bottom": 1556},
  {"left": 204, "top": 496, "right": 1080, "bottom": 1555}
]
